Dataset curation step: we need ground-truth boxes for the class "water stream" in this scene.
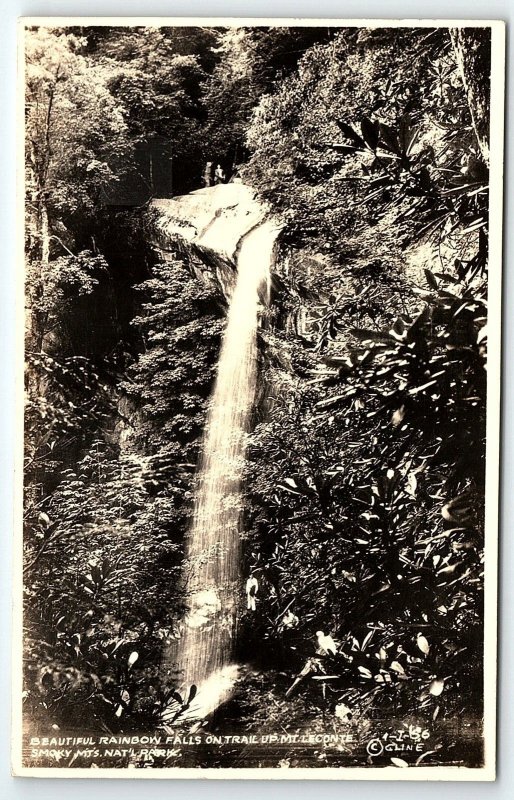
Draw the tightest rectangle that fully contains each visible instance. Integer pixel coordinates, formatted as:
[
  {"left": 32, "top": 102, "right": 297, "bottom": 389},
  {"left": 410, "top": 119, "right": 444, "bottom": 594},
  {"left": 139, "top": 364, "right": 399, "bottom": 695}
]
[{"left": 171, "top": 218, "right": 279, "bottom": 717}]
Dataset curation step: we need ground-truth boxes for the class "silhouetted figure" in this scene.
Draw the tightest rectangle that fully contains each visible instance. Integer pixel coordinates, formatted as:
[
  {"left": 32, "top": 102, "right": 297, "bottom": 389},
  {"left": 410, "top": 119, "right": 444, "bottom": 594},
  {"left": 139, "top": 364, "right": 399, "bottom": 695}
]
[
  {"left": 203, "top": 161, "right": 213, "bottom": 187},
  {"left": 214, "top": 164, "right": 226, "bottom": 184}
]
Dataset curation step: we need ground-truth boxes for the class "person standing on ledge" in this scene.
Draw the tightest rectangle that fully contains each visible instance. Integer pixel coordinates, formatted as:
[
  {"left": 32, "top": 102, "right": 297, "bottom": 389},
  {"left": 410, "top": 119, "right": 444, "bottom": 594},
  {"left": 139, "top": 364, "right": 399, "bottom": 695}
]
[
  {"left": 214, "top": 163, "right": 226, "bottom": 184},
  {"left": 203, "top": 161, "right": 213, "bottom": 187}
]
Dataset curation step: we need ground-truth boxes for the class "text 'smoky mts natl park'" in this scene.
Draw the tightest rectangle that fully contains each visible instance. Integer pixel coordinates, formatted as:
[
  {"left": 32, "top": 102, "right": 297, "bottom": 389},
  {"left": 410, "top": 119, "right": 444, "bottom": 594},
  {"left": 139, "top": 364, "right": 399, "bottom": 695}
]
[{"left": 15, "top": 20, "right": 504, "bottom": 779}]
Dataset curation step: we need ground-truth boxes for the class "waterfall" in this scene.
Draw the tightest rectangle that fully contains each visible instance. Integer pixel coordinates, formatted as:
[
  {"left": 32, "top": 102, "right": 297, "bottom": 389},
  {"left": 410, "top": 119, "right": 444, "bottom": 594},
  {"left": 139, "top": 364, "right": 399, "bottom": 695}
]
[{"left": 172, "top": 218, "right": 278, "bottom": 717}]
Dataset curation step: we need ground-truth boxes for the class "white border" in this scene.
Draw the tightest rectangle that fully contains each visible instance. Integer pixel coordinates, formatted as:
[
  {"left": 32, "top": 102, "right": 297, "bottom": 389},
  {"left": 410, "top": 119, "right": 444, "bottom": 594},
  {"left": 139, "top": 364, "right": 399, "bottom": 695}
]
[
  {"left": 16, "top": 16, "right": 506, "bottom": 26},
  {"left": 11, "top": 17, "right": 506, "bottom": 781}
]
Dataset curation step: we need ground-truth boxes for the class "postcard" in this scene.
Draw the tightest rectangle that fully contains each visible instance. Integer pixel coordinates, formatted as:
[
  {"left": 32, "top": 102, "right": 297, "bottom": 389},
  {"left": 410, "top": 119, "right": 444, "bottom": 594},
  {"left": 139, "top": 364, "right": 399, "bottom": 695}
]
[{"left": 13, "top": 17, "right": 505, "bottom": 779}]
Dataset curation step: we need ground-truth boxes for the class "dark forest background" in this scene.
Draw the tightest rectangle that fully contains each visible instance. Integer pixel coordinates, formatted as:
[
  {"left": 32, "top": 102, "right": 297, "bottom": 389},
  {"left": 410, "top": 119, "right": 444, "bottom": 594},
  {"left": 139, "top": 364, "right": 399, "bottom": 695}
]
[{"left": 24, "top": 25, "right": 491, "bottom": 766}]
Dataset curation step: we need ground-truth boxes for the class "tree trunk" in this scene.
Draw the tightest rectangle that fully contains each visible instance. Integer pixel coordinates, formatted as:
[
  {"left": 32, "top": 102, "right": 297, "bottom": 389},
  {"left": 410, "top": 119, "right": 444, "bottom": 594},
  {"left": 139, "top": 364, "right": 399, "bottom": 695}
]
[
  {"left": 40, "top": 201, "right": 50, "bottom": 265},
  {"left": 450, "top": 28, "right": 491, "bottom": 166}
]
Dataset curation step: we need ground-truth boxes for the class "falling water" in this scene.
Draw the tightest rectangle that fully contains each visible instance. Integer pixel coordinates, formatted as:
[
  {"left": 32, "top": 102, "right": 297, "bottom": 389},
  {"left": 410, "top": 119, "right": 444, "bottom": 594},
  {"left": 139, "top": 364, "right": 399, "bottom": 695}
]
[{"left": 172, "top": 218, "right": 278, "bottom": 716}]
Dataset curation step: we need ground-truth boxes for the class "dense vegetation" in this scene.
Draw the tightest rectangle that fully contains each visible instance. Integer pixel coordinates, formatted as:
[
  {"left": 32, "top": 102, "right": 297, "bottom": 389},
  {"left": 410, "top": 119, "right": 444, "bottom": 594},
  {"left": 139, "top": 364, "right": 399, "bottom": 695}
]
[{"left": 24, "top": 25, "right": 491, "bottom": 766}]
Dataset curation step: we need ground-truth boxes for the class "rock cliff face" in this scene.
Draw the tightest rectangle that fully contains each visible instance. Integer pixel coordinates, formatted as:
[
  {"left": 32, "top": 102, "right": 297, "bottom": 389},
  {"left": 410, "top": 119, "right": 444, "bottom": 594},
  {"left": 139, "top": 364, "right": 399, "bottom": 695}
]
[
  {"left": 151, "top": 183, "right": 333, "bottom": 342},
  {"left": 152, "top": 184, "right": 271, "bottom": 301},
  {"left": 116, "top": 185, "right": 279, "bottom": 452}
]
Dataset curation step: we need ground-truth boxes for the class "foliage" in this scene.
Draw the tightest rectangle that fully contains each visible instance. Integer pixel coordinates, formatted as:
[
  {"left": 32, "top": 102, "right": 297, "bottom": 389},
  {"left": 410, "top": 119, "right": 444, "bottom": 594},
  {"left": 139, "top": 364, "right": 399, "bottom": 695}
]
[
  {"left": 245, "top": 269, "right": 487, "bottom": 717},
  {"left": 25, "top": 27, "right": 132, "bottom": 233},
  {"left": 24, "top": 230, "right": 225, "bottom": 729},
  {"left": 121, "top": 251, "right": 223, "bottom": 458},
  {"left": 22, "top": 25, "right": 227, "bottom": 732},
  {"left": 243, "top": 27, "right": 483, "bottom": 254},
  {"left": 202, "top": 27, "right": 334, "bottom": 173},
  {"left": 241, "top": 25, "right": 490, "bottom": 738}
]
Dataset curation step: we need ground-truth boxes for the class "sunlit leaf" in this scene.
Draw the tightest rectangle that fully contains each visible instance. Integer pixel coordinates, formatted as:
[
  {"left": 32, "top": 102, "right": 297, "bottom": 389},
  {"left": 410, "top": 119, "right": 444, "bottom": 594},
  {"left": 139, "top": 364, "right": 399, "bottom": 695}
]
[
  {"left": 127, "top": 651, "right": 139, "bottom": 667},
  {"left": 391, "top": 757, "right": 409, "bottom": 767},
  {"left": 429, "top": 678, "right": 445, "bottom": 696}
]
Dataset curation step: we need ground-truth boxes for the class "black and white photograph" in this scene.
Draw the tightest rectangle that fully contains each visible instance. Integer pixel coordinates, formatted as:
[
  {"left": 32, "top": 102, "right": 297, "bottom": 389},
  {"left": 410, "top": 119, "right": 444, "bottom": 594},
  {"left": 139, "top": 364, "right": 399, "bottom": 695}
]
[{"left": 13, "top": 18, "right": 505, "bottom": 779}]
